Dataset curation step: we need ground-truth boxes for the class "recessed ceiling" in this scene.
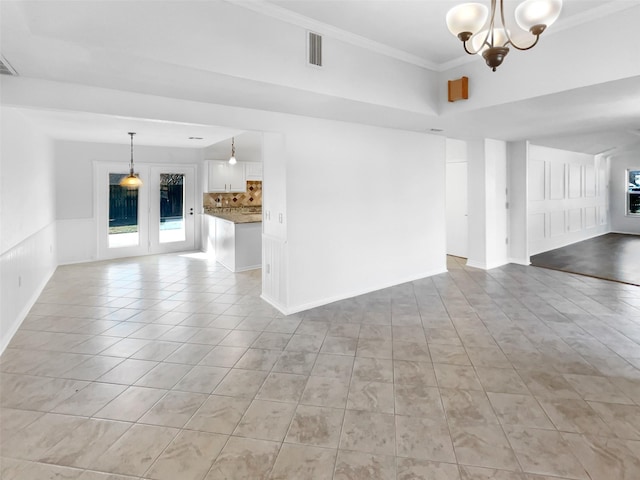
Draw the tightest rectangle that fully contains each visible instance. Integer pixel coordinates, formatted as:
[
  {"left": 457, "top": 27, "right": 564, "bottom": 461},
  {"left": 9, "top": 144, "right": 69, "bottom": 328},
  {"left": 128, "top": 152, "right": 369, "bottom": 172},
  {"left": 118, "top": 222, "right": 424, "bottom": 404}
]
[{"left": 16, "top": 108, "right": 243, "bottom": 148}]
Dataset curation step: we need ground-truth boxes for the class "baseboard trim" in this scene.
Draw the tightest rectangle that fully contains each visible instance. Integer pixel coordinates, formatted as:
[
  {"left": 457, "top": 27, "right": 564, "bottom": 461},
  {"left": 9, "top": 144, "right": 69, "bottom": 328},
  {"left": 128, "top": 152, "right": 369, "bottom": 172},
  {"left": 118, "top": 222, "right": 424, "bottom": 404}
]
[
  {"left": 466, "top": 259, "right": 510, "bottom": 270},
  {"left": 282, "top": 266, "right": 448, "bottom": 316},
  {"left": 0, "top": 265, "right": 57, "bottom": 355},
  {"left": 508, "top": 257, "right": 531, "bottom": 266},
  {"left": 234, "top": 264, "right": 261, "bottom": 273},
  {"left": 260, "top": 293, "right": 289, "bottom": 316}
]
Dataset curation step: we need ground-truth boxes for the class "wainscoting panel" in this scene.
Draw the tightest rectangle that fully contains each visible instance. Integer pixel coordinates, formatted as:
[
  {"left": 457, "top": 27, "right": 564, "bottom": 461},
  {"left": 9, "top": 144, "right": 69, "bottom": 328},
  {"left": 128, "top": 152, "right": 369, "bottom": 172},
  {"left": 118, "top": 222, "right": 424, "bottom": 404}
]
[
  {"left": 0, "top": 222, "right": 57, "bottom": 353},
  {"left": 529, "top": 159, "right": 546, "bottom": 201},
  {"left": 550, "top": 211, "right": 566, "bottom": 237},
  {"left": 528, "top": 213, "right": 546, "bottom": 243},
  {"left": 549, "top": 162, "right": 565, "bottom": 200},
  {"left": 569, "top": 163, "right": 582, "bottom": 198},
  {"left": 261, "top": 234, "right": 287, "bottom": 314},
  {"left": 568, "top": 208, "right": 582, "bottom": 232},
  {"left": 527, "top": 146, "right": 609, "bottom": 256},
  {"left": 585, "top": 207, "right": 597, "bottom": 229},
  {"left": 585, "top": 165, "right": 596, "bottom": 197}
]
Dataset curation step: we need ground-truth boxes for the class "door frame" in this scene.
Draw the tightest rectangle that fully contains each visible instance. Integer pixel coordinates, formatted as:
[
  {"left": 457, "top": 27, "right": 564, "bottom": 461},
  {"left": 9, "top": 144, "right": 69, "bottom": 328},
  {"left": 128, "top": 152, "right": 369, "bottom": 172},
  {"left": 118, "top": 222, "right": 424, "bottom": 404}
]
[
  {"left": 148, "top": 165, "right": 197, "bottom": 255},
  {"left": 95, "top": 162, "right": 197, "bottom": 260}
]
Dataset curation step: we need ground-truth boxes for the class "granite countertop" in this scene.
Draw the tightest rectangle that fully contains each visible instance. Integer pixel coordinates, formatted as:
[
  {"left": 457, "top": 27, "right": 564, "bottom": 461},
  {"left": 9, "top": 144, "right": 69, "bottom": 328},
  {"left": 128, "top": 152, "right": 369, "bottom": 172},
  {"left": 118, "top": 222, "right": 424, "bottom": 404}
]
[{"left": 204, "top": 211, "right": 262, "bottom": 224}]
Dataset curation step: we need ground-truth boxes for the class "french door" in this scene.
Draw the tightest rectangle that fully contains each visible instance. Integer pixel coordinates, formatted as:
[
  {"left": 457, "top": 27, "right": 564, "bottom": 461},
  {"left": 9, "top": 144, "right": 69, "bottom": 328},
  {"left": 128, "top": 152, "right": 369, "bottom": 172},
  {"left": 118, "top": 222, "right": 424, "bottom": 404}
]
[{"left": 97, "top": 163, "right": 196, "bottom": 259}]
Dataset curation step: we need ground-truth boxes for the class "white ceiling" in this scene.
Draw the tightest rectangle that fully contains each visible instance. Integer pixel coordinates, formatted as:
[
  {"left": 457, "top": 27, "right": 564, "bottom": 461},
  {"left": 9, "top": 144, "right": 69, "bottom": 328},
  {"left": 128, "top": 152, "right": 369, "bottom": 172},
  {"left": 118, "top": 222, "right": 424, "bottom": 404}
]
[
  {"left": 266, "top": 0, "right": 625, "bottom": 68},
  {"left": 1, "top": 0, "right": 639, "bottom": 155},
  {"left": 18, "top": 109, "right": 243, "bottom": 148}
]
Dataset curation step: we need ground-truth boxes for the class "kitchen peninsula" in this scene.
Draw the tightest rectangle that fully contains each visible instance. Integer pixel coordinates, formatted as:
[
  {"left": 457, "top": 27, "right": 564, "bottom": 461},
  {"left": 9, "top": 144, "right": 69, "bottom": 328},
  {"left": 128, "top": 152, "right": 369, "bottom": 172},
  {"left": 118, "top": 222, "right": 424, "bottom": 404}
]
[{"left": 203, "top": 208, "right": 262, "bottom": 272}]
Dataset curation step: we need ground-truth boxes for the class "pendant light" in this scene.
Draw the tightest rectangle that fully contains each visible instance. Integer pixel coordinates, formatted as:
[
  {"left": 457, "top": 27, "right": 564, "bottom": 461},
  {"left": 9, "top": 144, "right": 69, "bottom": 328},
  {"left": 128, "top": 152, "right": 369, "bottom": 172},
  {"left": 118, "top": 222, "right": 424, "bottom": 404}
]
[
  {"left": 120, "top": 132, "right": 143, "bottom": 188},
  {"left": 228, "top": 137, "right": 237, "bottom": 165}
]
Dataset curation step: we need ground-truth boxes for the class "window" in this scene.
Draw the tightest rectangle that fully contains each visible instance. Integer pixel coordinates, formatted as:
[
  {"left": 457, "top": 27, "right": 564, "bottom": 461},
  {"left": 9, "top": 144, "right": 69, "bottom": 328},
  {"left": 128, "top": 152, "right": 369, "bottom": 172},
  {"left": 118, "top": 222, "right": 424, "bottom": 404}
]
[
  {"left": 159, "top": 173, "right": 186, "bottom": 243},
  {"left": 108, "top": 173, "right": 139, "bottom": 248},
  {"left": 629, "top": 169, "right": 640, "bottom": 216}
]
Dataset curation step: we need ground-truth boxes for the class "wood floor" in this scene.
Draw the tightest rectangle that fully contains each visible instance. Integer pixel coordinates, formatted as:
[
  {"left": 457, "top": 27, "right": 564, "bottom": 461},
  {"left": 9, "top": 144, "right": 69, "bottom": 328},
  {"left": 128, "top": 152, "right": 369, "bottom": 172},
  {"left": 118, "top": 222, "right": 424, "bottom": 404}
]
[{"left": 530, "top": 233, "right": 640, "bottom": 286}]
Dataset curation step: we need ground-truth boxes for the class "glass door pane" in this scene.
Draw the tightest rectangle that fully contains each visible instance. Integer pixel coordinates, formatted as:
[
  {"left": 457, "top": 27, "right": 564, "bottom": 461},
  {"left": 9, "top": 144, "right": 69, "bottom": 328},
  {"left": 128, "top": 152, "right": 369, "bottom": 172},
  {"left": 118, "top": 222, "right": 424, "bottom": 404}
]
[
  {"left": 108, "top": 173, "right": 140, "bottom": 248},
  {"left": 159, "top": 173, "right": 186, "bottom": 243}
]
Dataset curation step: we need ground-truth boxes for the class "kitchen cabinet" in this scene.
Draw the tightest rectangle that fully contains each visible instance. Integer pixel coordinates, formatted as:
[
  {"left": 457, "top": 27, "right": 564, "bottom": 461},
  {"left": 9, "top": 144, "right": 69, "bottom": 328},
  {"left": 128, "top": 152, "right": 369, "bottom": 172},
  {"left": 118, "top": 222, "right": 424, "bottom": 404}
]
[
  {"left": 245, "top": 162, "right": 263, "bottom": 181},
  {"left": 207, "top": 161, "right": 246, "bottom": 192},
  {"left": 203, "top": 213, "right": 262, "bottom": 272}
]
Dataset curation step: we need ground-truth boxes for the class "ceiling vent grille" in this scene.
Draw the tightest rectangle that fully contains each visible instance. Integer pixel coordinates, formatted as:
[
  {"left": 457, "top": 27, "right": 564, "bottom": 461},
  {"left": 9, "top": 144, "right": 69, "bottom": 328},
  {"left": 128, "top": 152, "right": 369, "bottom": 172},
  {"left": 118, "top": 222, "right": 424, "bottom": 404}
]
[
  {"left": 308, "top": 32, "right": 322, "bottom": 67},
  {"left": 0, "top": 55, "right": 17, "bottom": 76}
]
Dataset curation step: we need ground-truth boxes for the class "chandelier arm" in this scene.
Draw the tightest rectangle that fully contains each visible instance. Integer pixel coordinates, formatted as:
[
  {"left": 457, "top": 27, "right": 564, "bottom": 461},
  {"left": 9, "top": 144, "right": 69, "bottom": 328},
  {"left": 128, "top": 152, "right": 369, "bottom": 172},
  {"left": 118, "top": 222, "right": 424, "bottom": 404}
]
[
  {"left": 508, "top": 34, "right": 541, "bottom": 51},
  {"left": 463, "top": 40, "right": 482, "bottom": 56},
  {"left": 499, "top": 0, "right": 540, "bottom": 51},
  {"left": 463, "top": 0, "right": 496, "bottom": 56},
  {"left": 487, "top": 0, "right": 497, "bottom": 47}
]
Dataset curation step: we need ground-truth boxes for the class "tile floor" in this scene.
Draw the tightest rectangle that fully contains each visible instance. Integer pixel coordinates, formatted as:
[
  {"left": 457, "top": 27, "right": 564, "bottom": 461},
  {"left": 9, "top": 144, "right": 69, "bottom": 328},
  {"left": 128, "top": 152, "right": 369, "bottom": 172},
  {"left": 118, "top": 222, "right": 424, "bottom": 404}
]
[{"left": 1, "top": 253, "right": 640, "bottom": 480}]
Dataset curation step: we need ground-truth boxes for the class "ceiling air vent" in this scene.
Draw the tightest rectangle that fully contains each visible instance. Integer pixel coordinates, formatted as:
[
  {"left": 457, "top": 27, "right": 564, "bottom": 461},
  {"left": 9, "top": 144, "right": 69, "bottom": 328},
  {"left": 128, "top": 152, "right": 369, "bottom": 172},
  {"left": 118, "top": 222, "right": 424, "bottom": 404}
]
[
  {"left": 308, "top": 32, "right": 322, "bottom": 67},
  {"left": 0, "top": 55, "right": 17, "bottom": 76}
]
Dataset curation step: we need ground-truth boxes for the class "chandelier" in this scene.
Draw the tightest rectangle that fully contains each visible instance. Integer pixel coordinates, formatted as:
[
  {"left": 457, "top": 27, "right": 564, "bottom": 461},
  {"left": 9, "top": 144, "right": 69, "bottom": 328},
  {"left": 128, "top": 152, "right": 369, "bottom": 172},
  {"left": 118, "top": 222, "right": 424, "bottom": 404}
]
[{"left": 446, "top": 0, "right": 562, "bottom": 71}]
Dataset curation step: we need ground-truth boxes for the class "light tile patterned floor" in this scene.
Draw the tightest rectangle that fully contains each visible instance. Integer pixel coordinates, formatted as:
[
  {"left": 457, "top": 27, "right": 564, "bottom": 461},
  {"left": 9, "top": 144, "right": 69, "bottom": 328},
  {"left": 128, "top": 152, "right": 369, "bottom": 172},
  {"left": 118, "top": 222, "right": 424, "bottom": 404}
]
[{"left": 1, "top": 254, "right": 640, "bottom": 480}]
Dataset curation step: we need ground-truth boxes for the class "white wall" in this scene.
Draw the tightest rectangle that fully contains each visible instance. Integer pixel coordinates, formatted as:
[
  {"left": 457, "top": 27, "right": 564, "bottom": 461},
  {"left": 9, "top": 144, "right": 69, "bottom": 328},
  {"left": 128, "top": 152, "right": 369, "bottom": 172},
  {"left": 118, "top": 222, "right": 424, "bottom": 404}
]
[
  {"left": 284, "top": 122, "right": 447, "bottom": 312},
  {"left": 4, "top": 78, "right": 448, "bottom": 316},
  {"left": 467, "top": 139, "right": 509, "bottom": 270},
  {"left": 507, "top": 141, "right": 529, "bottom": 264},
  {"left": 527, "top": 145, "right": 609, "bottom": 255},
  {"left": 610, "top": 152, "right": 640, "bottom": 234},
  {"left": 261, "top": 133, "right": 288, "bottom": 309},
  {"left": 55, "top": 140, "right": 204, "bottom": 264},
  {"left": 0, "top": 107, "right": 57, "bottom": 353}
]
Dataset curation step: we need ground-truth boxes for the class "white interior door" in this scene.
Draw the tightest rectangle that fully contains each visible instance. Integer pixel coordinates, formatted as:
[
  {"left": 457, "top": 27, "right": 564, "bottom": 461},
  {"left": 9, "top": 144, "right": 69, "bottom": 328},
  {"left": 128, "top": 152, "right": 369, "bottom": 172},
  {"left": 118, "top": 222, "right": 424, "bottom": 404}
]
[
  {"left": 97, "top": 163, "right": 196, "bottom": 259},
  {"left": 446, "top": 162, "right": 469, "bottom": 258}
]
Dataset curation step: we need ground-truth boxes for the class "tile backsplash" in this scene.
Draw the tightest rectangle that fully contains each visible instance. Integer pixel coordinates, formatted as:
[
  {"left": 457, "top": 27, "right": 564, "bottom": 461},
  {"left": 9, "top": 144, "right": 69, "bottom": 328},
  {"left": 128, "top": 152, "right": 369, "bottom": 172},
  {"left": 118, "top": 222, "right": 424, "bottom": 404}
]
[{"left": 203, "top": 181, "right": 262, "bottom": 209}]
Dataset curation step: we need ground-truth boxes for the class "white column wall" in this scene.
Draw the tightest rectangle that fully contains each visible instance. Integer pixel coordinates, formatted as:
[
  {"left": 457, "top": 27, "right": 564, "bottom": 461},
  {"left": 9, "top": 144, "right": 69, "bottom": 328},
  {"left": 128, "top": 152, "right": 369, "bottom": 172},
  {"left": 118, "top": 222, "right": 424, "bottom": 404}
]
[
  {"left": 466, "top": 138, "right": 509, "bottom": 270},
  {"left": 610, "top": 151, "right": 640, "bottom": 234},
  {"left": 284, "top": 123, "right": 446, "bottom": 313},
  {"left": 527, "top": 145, "right": 610, "bottom": 255},
  {"left": 507, "top": 141, "right": 529, "bottom": 265},
  {"left": 0, "top": 107, "right": 57, "bottom": 353}
]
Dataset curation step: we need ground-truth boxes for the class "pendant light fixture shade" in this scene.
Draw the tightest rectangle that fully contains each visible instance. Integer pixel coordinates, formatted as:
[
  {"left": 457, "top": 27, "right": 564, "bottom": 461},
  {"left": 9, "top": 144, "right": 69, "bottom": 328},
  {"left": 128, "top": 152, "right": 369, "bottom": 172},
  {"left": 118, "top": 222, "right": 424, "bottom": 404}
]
[
  {"left": 514, "top": 0, "right": 562, "bottom": 32},
  {"left": 228, "top": 137, "right": 237, "bottom": 165},
  {"left": 120, "top": 132, "right": 143, "bottom": 188},
  {"left": 446, "top": 3, "right": 489, "bottom": 40}
]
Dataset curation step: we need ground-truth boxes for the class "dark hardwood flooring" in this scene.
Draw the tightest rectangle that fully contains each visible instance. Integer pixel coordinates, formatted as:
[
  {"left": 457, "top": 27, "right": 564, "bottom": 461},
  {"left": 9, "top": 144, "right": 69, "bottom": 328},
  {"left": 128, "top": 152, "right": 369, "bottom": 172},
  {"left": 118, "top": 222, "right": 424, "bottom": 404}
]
[{"left": 530, "top": 233, "right": 640, "bottom": 286}]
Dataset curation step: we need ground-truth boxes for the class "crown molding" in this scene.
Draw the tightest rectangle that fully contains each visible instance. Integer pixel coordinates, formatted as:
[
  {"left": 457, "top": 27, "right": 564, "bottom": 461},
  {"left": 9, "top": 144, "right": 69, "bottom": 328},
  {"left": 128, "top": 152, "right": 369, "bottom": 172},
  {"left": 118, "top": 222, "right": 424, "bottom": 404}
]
[
  {"left": 551, "top": 0, "right": 638, "bottom": 36},
  {"left": 226, "top": 0, "right": 439, "bottom": 71}
]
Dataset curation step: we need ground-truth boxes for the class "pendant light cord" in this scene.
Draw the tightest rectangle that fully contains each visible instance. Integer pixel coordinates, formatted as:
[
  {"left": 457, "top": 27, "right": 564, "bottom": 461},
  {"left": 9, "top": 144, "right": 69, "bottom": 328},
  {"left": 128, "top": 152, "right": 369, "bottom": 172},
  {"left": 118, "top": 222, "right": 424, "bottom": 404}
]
[{"left": 129, "top": 132, "right": 135, "bottom": 174}]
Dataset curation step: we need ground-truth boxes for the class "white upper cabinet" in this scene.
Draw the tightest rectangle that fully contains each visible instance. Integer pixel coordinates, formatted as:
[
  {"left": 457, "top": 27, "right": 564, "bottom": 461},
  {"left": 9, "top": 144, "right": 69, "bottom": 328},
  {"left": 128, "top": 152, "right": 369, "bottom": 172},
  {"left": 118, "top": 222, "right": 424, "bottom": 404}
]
[
  {"left": 245, "top": 162, "right": 263, "bottom": 181},
  {"left": 207, "top": 161, "right": 246, "bottom": 192}
]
